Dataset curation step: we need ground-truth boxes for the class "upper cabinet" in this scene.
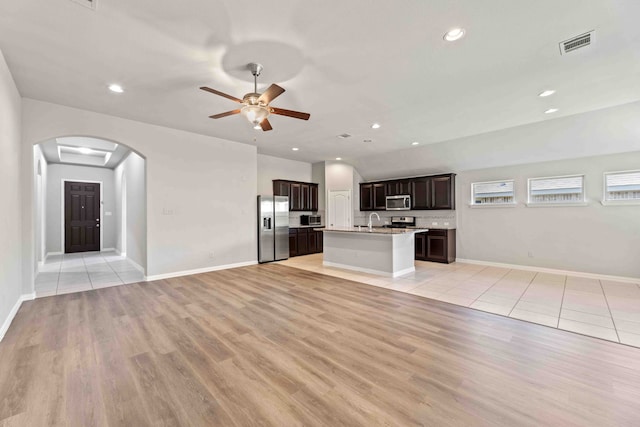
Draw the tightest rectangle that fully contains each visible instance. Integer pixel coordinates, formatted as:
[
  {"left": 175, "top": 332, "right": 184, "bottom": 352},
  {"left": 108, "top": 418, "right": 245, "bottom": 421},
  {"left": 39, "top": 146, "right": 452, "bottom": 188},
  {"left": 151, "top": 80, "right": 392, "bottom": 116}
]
[
  {"left": 273, "top": 180, "right": 319, "bottom": 212},
  {"left": 386, "top": 180, "right": 411, "bottom": 196},
  {"left": 360, "top": 183, "right": 386, "bottom": 211},
  {"left": 359, "top": 173, "right": 455, "bottom": 211}
]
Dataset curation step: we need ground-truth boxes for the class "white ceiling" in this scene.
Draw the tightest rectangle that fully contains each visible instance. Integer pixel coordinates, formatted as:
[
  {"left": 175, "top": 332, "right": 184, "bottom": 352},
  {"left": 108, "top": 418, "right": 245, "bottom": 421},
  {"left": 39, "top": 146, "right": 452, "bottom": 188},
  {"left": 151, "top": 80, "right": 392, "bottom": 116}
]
[
  {"left": 2, "top": 0, "right": 640, "bottom": 164},
  {"left": 40, "top": 136, "right": 130, "bottom": 168}
]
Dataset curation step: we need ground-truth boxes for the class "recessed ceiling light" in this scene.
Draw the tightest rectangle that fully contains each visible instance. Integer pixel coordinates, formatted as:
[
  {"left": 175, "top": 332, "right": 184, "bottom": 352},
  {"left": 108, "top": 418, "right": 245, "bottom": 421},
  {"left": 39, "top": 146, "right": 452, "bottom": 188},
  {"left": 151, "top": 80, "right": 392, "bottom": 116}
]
[
  {"left": 544, "top": 108, "right": 559, "bottom": 114},
  {"left": 253, "top": 124, "right": 261, "bottom": 130},
  {"left": 335, "top": 157, "right": 342, "bottom": 161},
  {"left": 538, "top": 89, "right": 556, "bottom": 97},
  {"left": 444, "top": 28, "right": 465, "bottom": 42},
  {"left": 411, "top": 141, "right": 420, "bottom": 146},
  {"left": 108, "top": 84, "right": 124, "bottom": 93},
  {"left": 292, "top": 147, "right": 299, "bottom": 151},
  {"left": 371, "top": 123, "right": 381, "bottom": 129}
]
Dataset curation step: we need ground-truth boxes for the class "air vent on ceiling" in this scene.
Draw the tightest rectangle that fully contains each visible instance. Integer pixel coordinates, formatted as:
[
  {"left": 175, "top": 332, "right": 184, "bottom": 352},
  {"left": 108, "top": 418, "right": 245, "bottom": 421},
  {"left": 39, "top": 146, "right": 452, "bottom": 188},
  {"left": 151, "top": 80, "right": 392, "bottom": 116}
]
[
  {"left": 70, "top": 0, "right": 97, "bottom": 10},
  {"left": 338, "top": 133, "right": 352, "bottom": 139},
  {"left": 559, "top": 30, "right": 594, "bottom": 55}
]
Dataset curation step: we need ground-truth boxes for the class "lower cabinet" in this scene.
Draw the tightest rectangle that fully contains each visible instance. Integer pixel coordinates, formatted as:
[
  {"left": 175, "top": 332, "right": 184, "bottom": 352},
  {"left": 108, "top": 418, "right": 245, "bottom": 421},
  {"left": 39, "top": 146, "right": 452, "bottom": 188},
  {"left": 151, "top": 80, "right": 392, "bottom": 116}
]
[
  {"left": 289, "top": 228, "right": 323, "bottom": 257},
  {"left": 415, "top": 229, "right": 456, "bottom": 263}
]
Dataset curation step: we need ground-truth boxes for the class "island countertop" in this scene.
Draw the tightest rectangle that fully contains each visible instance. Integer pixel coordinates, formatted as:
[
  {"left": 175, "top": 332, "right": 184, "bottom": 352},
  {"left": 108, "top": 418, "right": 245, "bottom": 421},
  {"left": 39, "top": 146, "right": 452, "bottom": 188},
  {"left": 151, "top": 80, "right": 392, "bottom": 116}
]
[{"left": 319, "top": 226, "right": 428, "bottom": 234}]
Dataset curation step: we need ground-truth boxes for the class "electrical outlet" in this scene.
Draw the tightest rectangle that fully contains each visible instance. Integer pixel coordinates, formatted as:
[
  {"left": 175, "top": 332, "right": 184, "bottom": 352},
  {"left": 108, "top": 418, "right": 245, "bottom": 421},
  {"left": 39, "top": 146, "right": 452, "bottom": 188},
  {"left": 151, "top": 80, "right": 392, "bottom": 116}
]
[
  {"left": 528, "top": 251, "right": 534, "bottom": 258},
  {"left": 431, "top": 222, "right": 438, "bottom": 226},
  {"left": 209, "top": 252, "right": 215, "bottom": 258},
  {"left": 162, "top": 208, "right": 174, "bottom": 215},
  {"left": 444, "top": 222, "right": 449, "bottom": 226}
]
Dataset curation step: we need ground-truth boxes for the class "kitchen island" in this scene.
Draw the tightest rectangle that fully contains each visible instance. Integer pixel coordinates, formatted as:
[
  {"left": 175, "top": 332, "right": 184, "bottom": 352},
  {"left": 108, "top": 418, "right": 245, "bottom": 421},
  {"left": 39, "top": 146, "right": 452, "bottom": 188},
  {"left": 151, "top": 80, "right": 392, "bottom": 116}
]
[{"left": 320, "top": 226, "right": 428, "bottom": 277}]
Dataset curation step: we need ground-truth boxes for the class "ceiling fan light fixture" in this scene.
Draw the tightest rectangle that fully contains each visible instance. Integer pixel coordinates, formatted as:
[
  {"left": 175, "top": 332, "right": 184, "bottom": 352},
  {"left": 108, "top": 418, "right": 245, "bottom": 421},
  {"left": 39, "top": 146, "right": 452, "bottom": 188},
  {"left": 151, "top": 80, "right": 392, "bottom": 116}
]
[{"left": 242, "top": 104, "right": 270, "bottom": 126}]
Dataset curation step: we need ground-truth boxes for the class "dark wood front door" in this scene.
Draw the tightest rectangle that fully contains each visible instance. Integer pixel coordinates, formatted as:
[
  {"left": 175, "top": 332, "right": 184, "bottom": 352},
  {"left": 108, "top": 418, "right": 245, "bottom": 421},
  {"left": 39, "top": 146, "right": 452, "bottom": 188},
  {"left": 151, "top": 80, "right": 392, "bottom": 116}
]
[{"left": 65, "top": 181, "right": 100, "bottom": 253}]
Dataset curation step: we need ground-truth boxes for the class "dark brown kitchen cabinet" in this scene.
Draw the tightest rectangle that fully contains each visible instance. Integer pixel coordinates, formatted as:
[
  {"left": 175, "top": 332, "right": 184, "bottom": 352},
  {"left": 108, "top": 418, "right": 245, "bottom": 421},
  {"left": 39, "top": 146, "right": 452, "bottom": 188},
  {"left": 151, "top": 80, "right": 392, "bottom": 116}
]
[
  {"left": 310, "top": 185, "right": 318, "bottom": 211},
  {"left": 411, "top": 178, "right": 431, "bottom": 210},
  {"left": 412, "top": 174, "right": 455, "bottom": 210},
  {"left": 297, "top": 228, "right": 309, "bottom": 255},
  {"left": 289, "top": 228, "right": 323, "bottom": 257},
  {"left": 273, "top": 180, "right": 319, "bottom": 211},
  {"left": 415, "top": 229, "right": 456, "bottom": 263},
  {"left": 289, "top": 229, "right": 298, "bottom": 257},
  {"left": 431, "top": 175, "right": 455, "bottom": 209},
  {"left": 290, "top": 183, "right": 302, "bottom": 211},
  {"left": 274, "top": 181, "right": 291, "bottom": 198},
  {"left": 360, "top": 183, "right": 387, "bottom": 211},
  {"left": 360, "top": 173, "right": 455, "bottom": 211},
  {"left": 386, "top": 180, "right": 411, "bottom": 196}
]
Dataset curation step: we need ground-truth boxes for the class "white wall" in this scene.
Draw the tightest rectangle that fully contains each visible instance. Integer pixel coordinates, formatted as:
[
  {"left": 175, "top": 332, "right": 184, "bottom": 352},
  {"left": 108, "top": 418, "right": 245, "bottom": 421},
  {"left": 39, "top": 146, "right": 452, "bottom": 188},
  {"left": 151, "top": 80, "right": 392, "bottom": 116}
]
[
  {"left": 456, "top": 151, "right": 640, "bottom": 279},
  {"left": 21, "top": 99, "right": 257, "bottom": 286},
  {"left": 114, "top": 151, "right": 146, "bottom": 269},
  {"left": 33, "top": 144, "right": 47, "bottom": 267},
  {"left": 0, "top": 50, "right": 24, "bottom": 340},
  {"left": 257, "top": 154, "right": 312, "bottom": 195},
  {"left": 45, "top": 163, "right": 117, "bottom": 254}
]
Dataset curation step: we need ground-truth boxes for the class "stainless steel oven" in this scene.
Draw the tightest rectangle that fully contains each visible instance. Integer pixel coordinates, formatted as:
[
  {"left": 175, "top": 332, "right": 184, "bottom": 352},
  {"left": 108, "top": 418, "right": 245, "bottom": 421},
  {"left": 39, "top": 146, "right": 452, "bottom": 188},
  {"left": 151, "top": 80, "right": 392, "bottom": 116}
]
[{"left": 385, "top": 195, "right": 411, "bottom": 210}]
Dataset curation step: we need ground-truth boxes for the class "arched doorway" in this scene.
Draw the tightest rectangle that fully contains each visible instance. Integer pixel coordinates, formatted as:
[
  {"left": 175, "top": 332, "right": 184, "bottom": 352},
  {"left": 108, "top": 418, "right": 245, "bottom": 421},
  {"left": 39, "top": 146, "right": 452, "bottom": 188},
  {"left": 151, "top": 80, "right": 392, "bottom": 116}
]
[{"left": 32, "top": 136, "right": 147, "bottom": 297}]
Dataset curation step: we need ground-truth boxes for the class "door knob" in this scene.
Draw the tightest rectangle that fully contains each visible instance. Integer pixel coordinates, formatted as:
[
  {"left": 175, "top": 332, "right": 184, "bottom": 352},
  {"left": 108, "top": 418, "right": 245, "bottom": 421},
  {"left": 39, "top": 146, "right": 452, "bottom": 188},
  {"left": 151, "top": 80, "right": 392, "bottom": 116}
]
[{"left": 96, "top": 224, "right": 100, "bottom": 228}]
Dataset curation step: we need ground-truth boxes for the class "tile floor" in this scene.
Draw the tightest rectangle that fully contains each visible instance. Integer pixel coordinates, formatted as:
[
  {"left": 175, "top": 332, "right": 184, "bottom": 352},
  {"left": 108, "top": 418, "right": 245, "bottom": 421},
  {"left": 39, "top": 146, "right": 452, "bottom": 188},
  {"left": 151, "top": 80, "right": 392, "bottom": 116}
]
[
  {"left": 280, "top": 254, "right": 640, "bottom": 348},
  {"left": 35, "top": 251, "right": 145, "bottom": 297}
]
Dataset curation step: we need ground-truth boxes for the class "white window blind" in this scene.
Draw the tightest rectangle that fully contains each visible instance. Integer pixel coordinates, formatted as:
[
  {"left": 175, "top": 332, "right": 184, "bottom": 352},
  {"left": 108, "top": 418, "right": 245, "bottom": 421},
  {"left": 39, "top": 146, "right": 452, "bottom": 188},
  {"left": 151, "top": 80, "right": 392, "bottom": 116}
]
[
  {"left": 528, "top": 175, "right": 584, "bottom": 204},
  {"left": 472, "top": 180, "right": 515, "bottom": 205},
  {"left": 605, "top": 171, "right": 640, "bottom": 201}
]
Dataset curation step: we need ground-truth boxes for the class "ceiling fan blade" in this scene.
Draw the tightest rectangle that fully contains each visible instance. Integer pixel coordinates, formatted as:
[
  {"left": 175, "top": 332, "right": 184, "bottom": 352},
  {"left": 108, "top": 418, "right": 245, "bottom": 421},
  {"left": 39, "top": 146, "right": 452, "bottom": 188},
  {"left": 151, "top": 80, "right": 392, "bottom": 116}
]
[
  {"left": 200, "top": 86, "right": 243, "bottom": 103},
  {"left": 270, "top": 107, "right": 311, "bottom": 121},
  {"left": 258, "top": 84, "right": 285, "bottom": 104},
  {"left": 260, "top": 118, "right": 273, "bottom": 131},
  {"left": 209, "top": 109, "right": 241, "bottom": 119}
]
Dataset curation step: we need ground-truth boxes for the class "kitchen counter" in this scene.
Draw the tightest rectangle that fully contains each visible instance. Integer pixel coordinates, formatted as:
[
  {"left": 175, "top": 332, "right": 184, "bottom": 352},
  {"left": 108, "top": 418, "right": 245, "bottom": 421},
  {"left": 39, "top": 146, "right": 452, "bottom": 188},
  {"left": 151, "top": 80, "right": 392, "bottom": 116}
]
[
  {"left": 291, "top": 225, "right": 325, "bottom": 229},
  {"left": 321, "top": 226, "right": 428, "bottom": 234},
  {"left": 321, "top": 227, "right": 426, "bottom": 277}
]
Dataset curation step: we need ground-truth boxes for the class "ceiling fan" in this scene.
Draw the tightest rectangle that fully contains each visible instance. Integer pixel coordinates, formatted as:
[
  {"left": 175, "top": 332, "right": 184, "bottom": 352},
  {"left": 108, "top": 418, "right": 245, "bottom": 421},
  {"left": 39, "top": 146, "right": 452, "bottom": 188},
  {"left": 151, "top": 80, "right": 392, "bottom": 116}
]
[{"left": 200, "top": 62, "right": 310, "bottom": 131}]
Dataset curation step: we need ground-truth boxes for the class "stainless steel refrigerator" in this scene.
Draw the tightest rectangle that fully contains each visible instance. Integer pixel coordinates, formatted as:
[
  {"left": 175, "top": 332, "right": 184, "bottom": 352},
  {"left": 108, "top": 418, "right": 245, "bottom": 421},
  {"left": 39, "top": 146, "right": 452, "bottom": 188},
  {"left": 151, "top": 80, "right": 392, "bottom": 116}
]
[{"left": 258, "top": 195, "right": 289, "bottom": 263}]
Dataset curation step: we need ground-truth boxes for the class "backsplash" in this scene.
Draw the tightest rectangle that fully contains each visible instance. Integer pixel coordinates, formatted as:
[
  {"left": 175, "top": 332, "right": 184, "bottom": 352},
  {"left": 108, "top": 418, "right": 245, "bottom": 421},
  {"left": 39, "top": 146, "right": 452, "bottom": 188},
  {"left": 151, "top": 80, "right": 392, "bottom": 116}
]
[{"left": 354, "top": 210, "right": 456, "bottom": 229}]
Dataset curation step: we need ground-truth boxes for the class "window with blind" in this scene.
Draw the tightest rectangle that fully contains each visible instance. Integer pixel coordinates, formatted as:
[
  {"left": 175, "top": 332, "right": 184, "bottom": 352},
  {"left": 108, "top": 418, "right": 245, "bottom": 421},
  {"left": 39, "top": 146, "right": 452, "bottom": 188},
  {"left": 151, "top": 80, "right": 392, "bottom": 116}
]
[
  {"left": 471, "top": 180, "right": 515, "bottom": 205},
  {"left": 604, "top": 170, "right": 640, "bottom": 202},
  {"left": 528, "top": 175, "right": 585, "bottom": 204}
]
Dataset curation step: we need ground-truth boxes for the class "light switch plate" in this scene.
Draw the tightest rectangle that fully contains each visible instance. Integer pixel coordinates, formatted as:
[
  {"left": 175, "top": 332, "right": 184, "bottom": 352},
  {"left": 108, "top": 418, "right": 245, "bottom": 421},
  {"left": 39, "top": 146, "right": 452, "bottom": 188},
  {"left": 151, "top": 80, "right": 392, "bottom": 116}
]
[{"left": 105, "top": 212, "right": 112, "bottom": 216}]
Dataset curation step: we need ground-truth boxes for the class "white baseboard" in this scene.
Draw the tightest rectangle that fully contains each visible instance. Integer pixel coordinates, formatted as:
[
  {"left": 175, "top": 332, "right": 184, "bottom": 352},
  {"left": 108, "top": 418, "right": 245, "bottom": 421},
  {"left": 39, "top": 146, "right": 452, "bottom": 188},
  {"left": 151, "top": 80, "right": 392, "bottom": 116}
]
[
  {"left": 126, "top": 258, "right": 146, "bottom": 275},
  {"left": 455, "top": 258, "right": 640, "bottom": 284},
  {"left": 0, "top": 293, "right": 36, "bottom": 342},
  {"left": 45, "top": 251, "right": 62, "bottom": 261},
  {"left": 115, "top": 249, "right": 126, "bottom": 257},
  {"left": 102, "top": 247, "right": 115, "bottom": 252},
  {"left": 145, "top": 261, "right": 258, "bottom": 281},
  {"left": 323, "top": 261, "right": 415, "bottom": 278}
]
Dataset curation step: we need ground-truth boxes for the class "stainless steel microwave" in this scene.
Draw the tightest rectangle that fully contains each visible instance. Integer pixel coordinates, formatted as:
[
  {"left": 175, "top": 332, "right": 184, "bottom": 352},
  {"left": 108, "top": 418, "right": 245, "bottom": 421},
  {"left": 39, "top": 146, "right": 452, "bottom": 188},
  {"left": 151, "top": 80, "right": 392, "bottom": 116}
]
[
  {"left": 300, "top": 214, "right": 322, "bottom": 226},
  {"left": 386, "top": 195, "right": 411, "bottom": 210}
]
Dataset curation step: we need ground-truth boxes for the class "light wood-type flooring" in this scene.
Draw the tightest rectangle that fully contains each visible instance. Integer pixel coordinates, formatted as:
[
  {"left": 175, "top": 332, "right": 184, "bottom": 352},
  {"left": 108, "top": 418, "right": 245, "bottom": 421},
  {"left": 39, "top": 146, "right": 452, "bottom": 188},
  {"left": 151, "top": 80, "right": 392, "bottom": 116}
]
[
  {"left": 281, "top": 254, "right": 640, "bottom": 347},
  {"left": 1, "top": 263, "right": 640, "bottom": 426}
]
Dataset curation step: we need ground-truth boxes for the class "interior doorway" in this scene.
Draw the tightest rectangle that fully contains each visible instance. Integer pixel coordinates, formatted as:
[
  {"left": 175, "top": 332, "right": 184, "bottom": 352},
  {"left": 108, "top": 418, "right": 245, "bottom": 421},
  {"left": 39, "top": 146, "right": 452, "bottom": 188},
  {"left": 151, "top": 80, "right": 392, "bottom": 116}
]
[
  {"left": 328, "top": 190, "right": 352, "bottom": 227},
  {"left": 64, "top": 180, "right": 101, "bottom": 253}
]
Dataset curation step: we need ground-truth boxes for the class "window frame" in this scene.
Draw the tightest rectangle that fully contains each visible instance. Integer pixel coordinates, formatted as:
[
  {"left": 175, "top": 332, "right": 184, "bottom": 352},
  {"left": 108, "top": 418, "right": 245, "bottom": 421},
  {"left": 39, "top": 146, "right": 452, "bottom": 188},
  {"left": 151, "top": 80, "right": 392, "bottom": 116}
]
[
  {"left": 469, "top": 179, "right": 517, "bottom": 208},
  {"left": 526, "top": 174, "right": 587, "bottom": 207},
  {"left": 601, "top": 169, "right": 640, "bottom": 206}
]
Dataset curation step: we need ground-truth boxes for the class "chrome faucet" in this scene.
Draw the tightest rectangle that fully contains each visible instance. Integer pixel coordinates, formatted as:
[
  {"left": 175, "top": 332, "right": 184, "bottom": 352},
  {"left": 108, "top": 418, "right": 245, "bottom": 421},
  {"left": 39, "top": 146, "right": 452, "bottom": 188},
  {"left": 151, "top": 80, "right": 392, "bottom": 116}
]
[{"left": 368, "top": 212, "right": 381, "bottom": 229}]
